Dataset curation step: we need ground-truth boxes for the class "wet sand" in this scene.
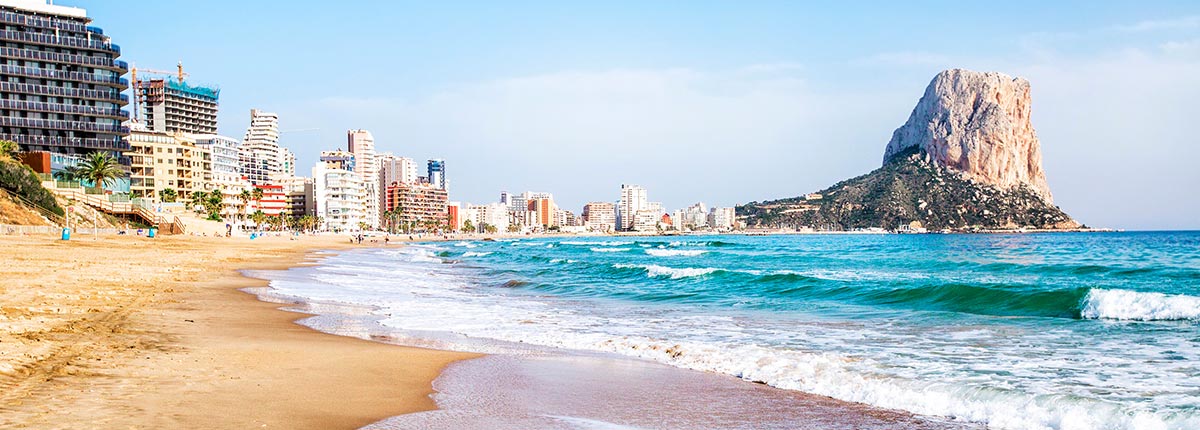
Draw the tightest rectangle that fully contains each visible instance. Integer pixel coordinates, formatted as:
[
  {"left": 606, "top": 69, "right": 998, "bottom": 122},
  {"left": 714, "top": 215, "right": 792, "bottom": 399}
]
[{"left": 0, "top": 234, "right": 476, "bottom": 429}]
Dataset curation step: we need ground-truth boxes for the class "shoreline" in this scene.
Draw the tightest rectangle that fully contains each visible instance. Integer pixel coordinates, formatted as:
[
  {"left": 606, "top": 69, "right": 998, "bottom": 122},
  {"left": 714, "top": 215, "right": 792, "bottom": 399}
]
[{"left": 0, "top": 234, "right": 477, "bottom": 429}]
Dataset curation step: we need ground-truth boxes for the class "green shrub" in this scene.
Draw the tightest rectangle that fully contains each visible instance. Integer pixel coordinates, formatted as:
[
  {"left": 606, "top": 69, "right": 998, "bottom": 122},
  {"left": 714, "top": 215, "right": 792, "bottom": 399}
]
[{"left": 0, "top": 161, "right": 65, "bottom": 217}]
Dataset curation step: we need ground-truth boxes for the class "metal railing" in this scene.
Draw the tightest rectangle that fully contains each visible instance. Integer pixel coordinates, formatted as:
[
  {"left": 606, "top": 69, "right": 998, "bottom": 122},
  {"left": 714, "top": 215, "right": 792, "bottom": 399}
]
[
  {"left": 0, "top": 117, "right": 129, "bottom": 135},
  {"left": 0, "top": 99, "right": 127, "bottom": 118},
  {"left": 0, "top": 82, "right": 127, "bottom": 102},
  {"left": 0, "top": 30, "right": 120, "bottom": 54},
  {"left": 0, "top": 65, "right": 128, "bottom": 87},
  {"left": 0, "top": 11, "right": 92, "bottom": 34},
  {"left": 1, "top": 134, "right": 129, "bottom": 151},
  {"left": 0, "top": 47, "right": 125, "bottom": 70}
]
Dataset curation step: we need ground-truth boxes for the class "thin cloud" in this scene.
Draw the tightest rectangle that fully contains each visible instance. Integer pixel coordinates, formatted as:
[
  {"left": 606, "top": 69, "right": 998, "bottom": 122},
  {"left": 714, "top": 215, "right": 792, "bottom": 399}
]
[{"left": 1114, "top": 15, "right": 1200, "bottom": 33}]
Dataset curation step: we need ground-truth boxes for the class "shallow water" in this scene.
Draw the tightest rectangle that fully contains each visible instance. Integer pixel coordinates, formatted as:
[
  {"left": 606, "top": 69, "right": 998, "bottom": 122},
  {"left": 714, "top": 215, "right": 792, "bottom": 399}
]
[{"left": 260, "top": 232, "right": 1200, "bottom": 430}]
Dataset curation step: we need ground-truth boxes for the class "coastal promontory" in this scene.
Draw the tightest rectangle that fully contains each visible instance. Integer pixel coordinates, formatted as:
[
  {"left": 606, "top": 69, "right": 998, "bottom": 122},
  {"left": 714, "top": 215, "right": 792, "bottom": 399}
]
[{"left": 739, "top": 69, "right": 1079, "bottom": 231}]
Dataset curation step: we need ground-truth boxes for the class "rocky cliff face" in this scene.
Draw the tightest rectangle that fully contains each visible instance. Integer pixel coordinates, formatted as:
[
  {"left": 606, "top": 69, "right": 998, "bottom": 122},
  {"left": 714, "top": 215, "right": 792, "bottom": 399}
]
[
  {"left": 738, "top": 69, "right": 1080, "bottom": 231},
  {"left": 883, "top": 69, "right": 1053, "bottom": 203}
]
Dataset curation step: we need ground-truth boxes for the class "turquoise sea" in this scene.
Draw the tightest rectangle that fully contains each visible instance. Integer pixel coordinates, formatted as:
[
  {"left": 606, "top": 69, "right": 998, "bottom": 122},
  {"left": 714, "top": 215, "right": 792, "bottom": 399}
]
[{"left": 265, "top": 232, "right": 1200, "bottom": 429}]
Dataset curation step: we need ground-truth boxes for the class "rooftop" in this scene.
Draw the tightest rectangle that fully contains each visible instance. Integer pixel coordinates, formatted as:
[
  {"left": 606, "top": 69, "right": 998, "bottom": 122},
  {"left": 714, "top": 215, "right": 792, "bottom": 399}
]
[{"left": 0, "top": 0, "right": 87, "bottom": 19}]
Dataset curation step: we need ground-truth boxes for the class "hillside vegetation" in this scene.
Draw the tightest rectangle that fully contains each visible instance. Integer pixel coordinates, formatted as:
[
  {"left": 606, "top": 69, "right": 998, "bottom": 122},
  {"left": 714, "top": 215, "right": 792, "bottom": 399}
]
[{"left": 738, "top": 148, "right": 1079, "bottom": 231}]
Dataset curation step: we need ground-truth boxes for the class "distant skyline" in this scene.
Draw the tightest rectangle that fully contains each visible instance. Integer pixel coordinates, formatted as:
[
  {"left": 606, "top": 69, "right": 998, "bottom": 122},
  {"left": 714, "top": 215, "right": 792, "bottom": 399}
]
[{"left": 86, "top": 1, "right": 1200, "bottom": 229}]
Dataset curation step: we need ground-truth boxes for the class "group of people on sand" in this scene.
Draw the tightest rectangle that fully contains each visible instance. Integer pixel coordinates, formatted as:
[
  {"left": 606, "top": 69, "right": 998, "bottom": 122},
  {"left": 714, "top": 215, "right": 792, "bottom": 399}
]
[{"left": 351, "top": 234, "right": 392, "bottom": 245}]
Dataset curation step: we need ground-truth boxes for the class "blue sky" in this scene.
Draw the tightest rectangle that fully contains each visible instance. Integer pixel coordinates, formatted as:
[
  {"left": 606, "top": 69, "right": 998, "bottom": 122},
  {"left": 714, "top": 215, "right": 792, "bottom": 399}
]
[{"left": 84, "top": 1, "right": 1200, "bottom": 229}]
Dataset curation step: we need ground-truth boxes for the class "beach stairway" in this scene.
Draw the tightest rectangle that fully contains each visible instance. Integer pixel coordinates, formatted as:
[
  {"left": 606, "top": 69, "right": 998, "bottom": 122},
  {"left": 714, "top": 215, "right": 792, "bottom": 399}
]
[{"left": 39, "top": 179, "right": 186, "bottom": 235}]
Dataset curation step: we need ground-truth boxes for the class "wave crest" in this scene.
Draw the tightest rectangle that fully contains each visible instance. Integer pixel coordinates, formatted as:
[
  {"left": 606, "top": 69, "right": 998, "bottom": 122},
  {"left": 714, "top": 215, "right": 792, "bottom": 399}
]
[
  {"left": 615, "top": 264, "right": 719, "bottom": 279},
  {"left": 645, "top": 249, "right": 708, "bottom": 257},
  {"left": 1080, "top": 289, "right": 1200, "bottom": 321}
]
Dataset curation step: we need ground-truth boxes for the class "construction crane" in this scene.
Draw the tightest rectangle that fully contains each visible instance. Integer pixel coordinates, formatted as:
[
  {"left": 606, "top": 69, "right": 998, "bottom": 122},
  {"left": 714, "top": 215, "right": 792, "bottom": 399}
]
[{"left": 129, "top": 61, "right": 190, "bottom": 123}]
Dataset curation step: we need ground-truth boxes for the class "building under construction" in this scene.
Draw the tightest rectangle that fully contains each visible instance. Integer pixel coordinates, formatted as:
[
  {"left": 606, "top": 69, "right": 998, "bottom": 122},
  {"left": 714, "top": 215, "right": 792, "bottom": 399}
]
[{"left": 134, "top": 63, "right": 218, "bottom": 134}]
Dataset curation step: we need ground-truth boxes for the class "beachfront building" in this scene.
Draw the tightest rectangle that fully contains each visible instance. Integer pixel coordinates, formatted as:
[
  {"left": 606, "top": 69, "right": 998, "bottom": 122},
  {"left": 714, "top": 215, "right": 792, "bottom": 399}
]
[
  {"left": 192, "top": 134, "right": 248, "bottom": 211},
  {"left": 273, "top": 175, "right": 315, "bottom": 218},
  {"left": 467, "top": 202, "right": 509, "bottom": 233},
  {"left": 0, "top": 0, "right": 132, "bottom": 180},
  {"left": 555, "top": 209, "right": 577, "bottom": 228},
  {"left": 313, "top": 160, "right": 366, "bottom": 233},
  {"left": 618, "top": 184, "right": 647, "bottom": 231},
  {"left": 631, "top": 209, "right": 662, "bottom": 232},
  {"left": 528, "top": 197, "right": 557, "bottom": 228},
  {"left": 239, "top": 109, "right": 286, "bottom": 185},
  {"left": 347, "top": 129, "right": 380, "bottom": 229},
  {"left": 582, "top": 202, "right": 616, "bottom": 233},
  {"left": 708, "top": 207, "right": 736, "bottom": 231},
  {"left": 447, "top": 201, "right": 463, "bottom": 231},
  {"left": 386, "top": 182, "right": 448, "bottom": 232},
  {"left": 256, "top": 184, "right": 286, "bottom": 217},
  {"left": 127, "top": 127, "right": 208, "bottom": 204},
  {"left": 379, "top": 153, "right": 418, "bottom": 186},
  {"left": 675, "top": 202, "right": 710, "bottom": 231},
  {"left": 427, "top": 159, "right": 446, "bottom": 190},
  {"left": 134, "top": 66, "right": 218, "bottom": 135}
]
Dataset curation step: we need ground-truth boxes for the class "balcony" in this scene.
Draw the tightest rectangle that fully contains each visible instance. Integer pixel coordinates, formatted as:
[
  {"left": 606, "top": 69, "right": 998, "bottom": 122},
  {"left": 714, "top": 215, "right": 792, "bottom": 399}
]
[
  {"left": 0, "top": 47, "right": 127, "bottom": 71},
  {"left": 0, "top": 133, "right": 129, "bottom": 151},
  {"left": 0, "top": 117, "right": 129, "bottom": 134},
  {"left": 0, "top": 99, "right": 128, "bottom": 119},
  {"left": 0, "top": 30, "right": 120, "bottom": 54},
  {"left": 0, "top": 65, "right": 128, "bottom": 88},
  {"left": 0, "top": 82, "right": 129, "bottom": 103},
  {"left": 0, "top": 11, "right": 91, "bottom": 34}
]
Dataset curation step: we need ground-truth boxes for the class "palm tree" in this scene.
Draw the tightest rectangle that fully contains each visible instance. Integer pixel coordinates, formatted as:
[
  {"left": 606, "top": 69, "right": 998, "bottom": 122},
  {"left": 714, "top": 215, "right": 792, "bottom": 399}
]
[
  {"left": 0, "top": 140, "right": 19, "bottom": 163},
  {"left": 251, "top": 187, "right": 264, "bottom": 205},
  {"left": 159, "top": 188, "right": 178, "bottom": 203},
  {"left": 237, "top": 189, "right": 251, "bottom": 220},
  {"left": 53, "top": 165, "right": 83, "bottom": 182},
  {"left": 357, "top": 221, "right": 369, "bottom": 232},
  {"left": 76, "top": 152, "right": 123, "bottom": 193},
  {"left": 250, "top": 210, "right": 266, "bottom": 231}
]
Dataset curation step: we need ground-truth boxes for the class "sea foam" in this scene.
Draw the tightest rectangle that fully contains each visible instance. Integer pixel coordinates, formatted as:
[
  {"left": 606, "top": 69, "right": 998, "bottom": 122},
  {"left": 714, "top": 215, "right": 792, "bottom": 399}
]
[
  {"left": 1080, "top": 289, "right": 1200, "bottom": 321},
  {"left": 645, "top": 249, "right": 707, "bottom": 257},
  {"left": 615, "top": 264, "right": 719, "bottom": 279}
]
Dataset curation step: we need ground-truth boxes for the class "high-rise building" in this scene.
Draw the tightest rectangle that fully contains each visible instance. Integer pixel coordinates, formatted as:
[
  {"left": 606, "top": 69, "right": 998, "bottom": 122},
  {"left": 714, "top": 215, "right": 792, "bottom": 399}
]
[
  {"left": 379, "top": 153, "right": 418, "bottom": 186},
  {"left": 319, "top": 150, "right": 355, "bottom": 172},
  {"left": 0, "top": 0, "right": 131, "bottom": 177},
  {"left": 134, "top": 65, "right": 218, "bottom": 134},
  {"left": 239, "top": 109, "right": 283, "bottom": 184},
  {"left": 273, "top": 175, "right": 315, "bottom": 218},
  {"left": 386, "top": 182, "right": 448, "bottom": 232},
  {"left": 313, "top": 160, "right": 366, "bottom": 232},
  {"left": 427, "top": 159, "right": 446, "bottom": 190},
  {"left": 528, "top": 198, "right": 557, "bottom": 228},
  {"left": 582, "top": 202, "right": 616, "bottom": 233},
  {"left": 708, "top": 207, "right": 736, "bottom": 231},
  {"left": 347, "top": 129, "right": 380, "bottom": 229},
  {"left": 192, "top": 135, "right": 240, "bottom": 186},
  {"left": 618, "top": 184, "right": 648, "bottom": 230}
]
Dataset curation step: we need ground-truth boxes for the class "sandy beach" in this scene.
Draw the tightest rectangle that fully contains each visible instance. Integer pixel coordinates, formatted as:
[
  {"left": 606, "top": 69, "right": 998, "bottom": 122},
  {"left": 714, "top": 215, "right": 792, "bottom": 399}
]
[{"left": 0, "top": 233, "right": 476, "bottom": 429}]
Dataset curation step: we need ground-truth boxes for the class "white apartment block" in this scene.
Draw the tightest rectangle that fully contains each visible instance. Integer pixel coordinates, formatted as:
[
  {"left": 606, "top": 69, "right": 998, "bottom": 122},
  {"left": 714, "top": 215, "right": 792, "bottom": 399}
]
[
  {"left": 708, "top": 207, "right": 736, "bottom": 230},
  {"left": 379, "top": 153, "right": 418, "bottom": 186},
  {"left": 239, "top": 109, "right": 286, "bottom": 185},
  {"left": 313, "top": 162, "right": 367, "bottom": 233},
  {"left": 348, "top": 129, "right": 381, "bottom": 229},
  {"left": 618, "top": 184, "right": 647, "bottom": 230}
]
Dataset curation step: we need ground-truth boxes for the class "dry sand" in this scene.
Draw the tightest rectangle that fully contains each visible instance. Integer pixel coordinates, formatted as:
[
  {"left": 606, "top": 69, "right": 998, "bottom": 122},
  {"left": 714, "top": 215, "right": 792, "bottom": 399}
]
[{"left": 0, "top": 233, "right": 477, "bottom": 429}]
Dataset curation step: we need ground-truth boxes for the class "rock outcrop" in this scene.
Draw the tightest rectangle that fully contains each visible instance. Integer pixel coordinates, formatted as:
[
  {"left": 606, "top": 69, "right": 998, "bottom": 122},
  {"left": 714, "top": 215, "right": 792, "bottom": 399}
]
[
  {"left": 738, "top": 69, "right": 1079, "bottom": 231},
  {"left": 883, "top": 69, "right": 1053, "bottom": 203}
]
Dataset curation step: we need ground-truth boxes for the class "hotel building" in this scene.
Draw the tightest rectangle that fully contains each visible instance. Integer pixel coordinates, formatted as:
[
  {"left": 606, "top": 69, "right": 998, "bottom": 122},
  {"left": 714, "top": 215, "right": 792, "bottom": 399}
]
[
  {"left": 427, "top": 158, "right": 446, "bottom": 190},
  {"left": 0, "top": 0, "right": 131, "bottom": 176}
]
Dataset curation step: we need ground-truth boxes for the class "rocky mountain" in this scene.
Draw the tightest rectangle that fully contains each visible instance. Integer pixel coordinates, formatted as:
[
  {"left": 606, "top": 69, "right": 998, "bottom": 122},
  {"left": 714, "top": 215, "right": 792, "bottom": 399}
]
[
  {"left": 739, "top": 69, "right": 1079, "bottom": 231},
  {"left": 884, "top": 69, "right": 1053, "bottom": 202}
]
